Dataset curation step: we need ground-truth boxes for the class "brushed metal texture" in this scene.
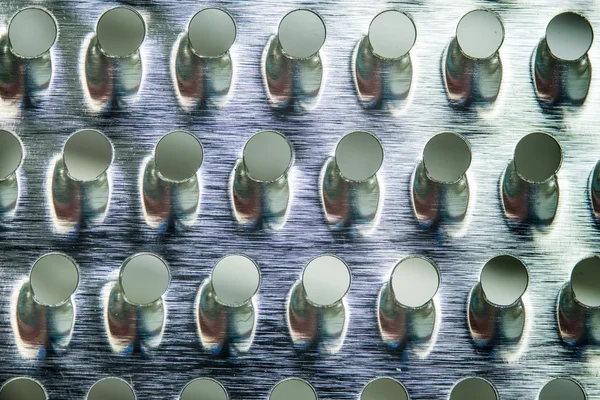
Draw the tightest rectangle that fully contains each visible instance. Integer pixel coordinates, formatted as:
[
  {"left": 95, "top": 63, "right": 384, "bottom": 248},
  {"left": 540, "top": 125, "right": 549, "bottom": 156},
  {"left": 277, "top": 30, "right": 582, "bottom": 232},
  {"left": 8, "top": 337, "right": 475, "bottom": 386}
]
[{"left": 1, "top": 0, "right": 600, "bottom": 399}]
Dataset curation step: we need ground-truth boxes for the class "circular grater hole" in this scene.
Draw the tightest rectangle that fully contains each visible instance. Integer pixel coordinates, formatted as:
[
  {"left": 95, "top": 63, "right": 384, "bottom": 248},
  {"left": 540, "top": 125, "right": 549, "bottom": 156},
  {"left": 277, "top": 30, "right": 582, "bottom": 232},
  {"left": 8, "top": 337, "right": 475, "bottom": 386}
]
[
  {"left": 278, "top": 9, "right": 326, "bottom": 59},
  {"left": 270, "top": 378, "right": 317, "bottom": 400},
  {"left": 87, "top": 378, "right": 135, "bottom": 400},
  {"left": 97, "top": 6, "right": 146, "bottom": 58},
  {"left": 30, "top": 253, "right": 79, "bottom": 307},
  {"left": 0, "top": 130, "right": 23, "bottom": 181},
  {"left": 335, "top": 131, "right": 383, "bottom": 182},
  {"left": 180, "top": 378, "right": 228, "bottom": 400},
  {"left": 450, "top": 377, "right": 498, "bottom": 400},
  {"left": 119, "top": 253, "right": 170, "bottom": 306},
  {"left": 361, "top": 377, "right": 409, "bottom": 400},
  {"left": 211, "top": 255, "right": 261, "bottom": 307},
  {"left": 243, "top": 130, "right": 293, "bottom": 183},
  {"left": 64, "top": 130, "right": 113, "bottom": 182},
  {"left": 538, "top": 378, "right": 586, "bottom": 400},
  {"left": 155, "top": 131, "right": 204, "bottom": 183},
  {"left": 546, "top": 12, "right": 593, "bottom": 62},
  {"left": 368, "top": 10, "right": 416, "bottom": 60},
  {"left": 8, "top": 7, "right": 57, "bottom": 58},
  {"left": 480, "top": 255, "right": 528, "bottom": 307},
  {"left": 391, "top": 256, "right": 440, "bottom": 309},
  {"left": 456, "top": 10, "right": 504, "bottom": 60},
  {"left": 188, "top": 8, "right": 236, "bottom": 58},
  {"left": 571, "top": 257, "right": 600, "bottom": 308},
  {"left": 0, "top": 377, "right": 47, "bottom": 400},
  {"left": 514, "top": 132, "right": 562, "bottom": 184},
  {"left": 423, "top": 132, "right": 471, "bottom": 184},
  {"left": 302, "top": 255, "right": 351, "bottom": 307}
]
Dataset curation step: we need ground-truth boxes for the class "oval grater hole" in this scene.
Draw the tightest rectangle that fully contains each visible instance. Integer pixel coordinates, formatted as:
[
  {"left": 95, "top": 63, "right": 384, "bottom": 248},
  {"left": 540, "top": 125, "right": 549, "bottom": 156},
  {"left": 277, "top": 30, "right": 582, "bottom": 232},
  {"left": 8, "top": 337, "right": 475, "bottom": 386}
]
[
  {"left": 546, "top": 12, "right": 593, "bottom": 62},
  {"left": 480, "top": 255, "right": 528, "bottom": 307},
  {"left": 514, "top": 132, "right": 562, "bottom": 184},
  {"left": 64, "top": 129, "right": 113, "bottom": 182},
  {"left": 188, "top": 8, "right": 236, "bottom": 58},
  {"left": 87, "top": 378, "right": 135, "bottom": 400},
  {"left": 278, "top": 9, "right": 326, "bottom": 59},
  {"left": 0, "top": 377, "right": 47, "bottom": 400},
  {"left": 361, "top": 377, "right": 409, "bottom": 400},
  {"left": 0, "top": 130, "right": 23, "bottom": 181},
  {"left": 335, "top": 131, "right": 383, "bottom": 182},
  {"left": 180, "top": 378, "right": 228, "bottom": 400},
  {"left": 423, "top": 132, "right": 471, "bottom": 184},
  {"left": 571, "top": 257, "right": 600, "bottom": 308},
  {"left": 211, "top": 255, "right": 261, "bottom": 307},
  {"left": 97, "top": 6, "right": 145, "bottom": 57},
  {"left": 30, "top": 253, "right": 79, "bottom": 307},
  {"left": 538, "top": 378, "right": 586, "bottom": 400},
  {"left": 456, "top": 9, "right": 504, "bottom": 59},
  {"left": 8, "top": 7, "right": 57, "bottom": 58},
  {"left": 302, "top": 255, "right": 351, "bottom": 307},
  {"left": 120, "top": 253, "right": 170, "bottom": 306},
  {"left": 155, "top": 131, "right": 204, "bottom": 183},
  {"left": 391, "top": 256, "right": 440, "bottom": 309},
  {"left": 450, "top": 377, "right": 498, "bottom": 400},
  {"left": 269, "top": 378, "right": 317, "bottom": 400},
  {"left": 243, "top": 130, "right": 293, "bottom": 183},
  {"left": 368, "top": 10, "right": 416, "bottom": 59}
]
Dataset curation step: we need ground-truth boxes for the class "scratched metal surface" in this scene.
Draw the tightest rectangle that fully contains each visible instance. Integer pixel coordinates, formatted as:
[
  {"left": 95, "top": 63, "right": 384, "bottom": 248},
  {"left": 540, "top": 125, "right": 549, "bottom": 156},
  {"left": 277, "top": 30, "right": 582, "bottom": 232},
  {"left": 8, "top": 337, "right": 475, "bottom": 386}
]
[{"left": 1, "top": 0, "right": 600, "bottom": 399}]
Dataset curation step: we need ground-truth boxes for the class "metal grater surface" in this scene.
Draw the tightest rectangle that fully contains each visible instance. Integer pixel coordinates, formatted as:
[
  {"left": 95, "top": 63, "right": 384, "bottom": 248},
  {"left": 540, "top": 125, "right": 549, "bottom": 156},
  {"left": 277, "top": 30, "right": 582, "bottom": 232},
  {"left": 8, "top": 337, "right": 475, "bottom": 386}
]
[{"left": 1, "top": 0, "right": 600, "bottom": 399}]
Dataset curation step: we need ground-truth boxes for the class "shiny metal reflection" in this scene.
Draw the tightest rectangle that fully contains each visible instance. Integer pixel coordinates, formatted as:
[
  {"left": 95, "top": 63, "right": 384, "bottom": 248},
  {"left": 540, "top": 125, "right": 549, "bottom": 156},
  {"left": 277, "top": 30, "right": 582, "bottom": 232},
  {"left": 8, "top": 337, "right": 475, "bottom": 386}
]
[
  {"left": 173, "top": 36, "right": 233, "bottom": 109},
  {"left": 82, "top": 7, "right": 145, "bottom": 111},
  {"left": 173, "top": 8, "right": 235, "bottom": 109},
  {"left": 450, "top": 377, "right": 498, "bottom": 400},
  {"left": 321, "top": 132, "right": 383, "bottom": 233},
  {"left": 0, "top": 377, "right": 47, "bottom": 400},
  {"left": 558, "top": 257, "right": 600, "bottom": 346},
  {"left": 262, "top": 9, "right": 325, "bottom": 110},
  {"left": 87, "top": 378, "right": 135, "bottom": 400},
  {"left": 533, "top": 12, "right": 593, "bottom": 107},
  {"left": 49, "top": 132, "right": 112, "bottom": 233},
  {"left": 501, "top": 133, "right": 562, "bottom": 226},
  {"left": 352, "top": 11, "right": 415, "bottom": 110},
  {"left": 360, "top": 377, "right": 409, "bottom": 400},
  {"left": 104, "top": 253, "right": 169, "bottom": 354},
  {"left": 196, "top": 279, "right": 257, "bottom": 355},
  {"left": 269, "top": 378, "right": 317, "bottom": 400},
  {"left": 180, "top": 378, "right": 228, "bottom": 400},
  {"left": 82, "top": 35, "right": 143, "bottom": 111},
  {"left": 197, "top": 255, "right": 259, "bottom": 354},
  {"left": 11, "top": 277, "right": 76, "bottom": 359},
  {"left": 0, "top": 42, "right": 52, "bottom": 106},
  {"left": 589, "top": 161, "right": 600, "bottom": 220},
  {"left": 538, "top": 378, "right": 587, "bottom": 400},
  {"left": 141, "top": 157, "right": 201, "bottom": 230},
  {"left": 0, "top": 129, "right": 22, "bottom": 217},
  {"left": 3, "top": 7, "right": 56, "bottom": 106},
  {"left": 378, "top": 257, "right": 438, "bottom": 352},
  {"left": 443, "top": 10, "right": 504, "bottom": 107},
  {"left": 104, "top": 281, "right": 166, "bottom": 355},
  {"left": 468, "top": 256, "right": 528, "bottom": 350},
  {"left": 287, "top": 255, "right": 350, "bottom": 353},
  {"left": 142, "top": 131, "right": 203, "bottom": 230},
  {"left": 231, "top": 131, "right": 293, "bottom": 229},
  {"left": 412, "top": 133, "right": 471, "bottom": 228}
]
